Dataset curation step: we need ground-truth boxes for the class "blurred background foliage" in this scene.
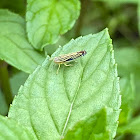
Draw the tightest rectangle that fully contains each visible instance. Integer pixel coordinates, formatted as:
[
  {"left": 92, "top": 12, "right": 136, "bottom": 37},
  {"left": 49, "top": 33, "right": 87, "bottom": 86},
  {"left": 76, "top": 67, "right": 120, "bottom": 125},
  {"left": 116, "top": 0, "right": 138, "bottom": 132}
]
[{"left": 0, "top": 0, "right": 140, "bottom": 139}]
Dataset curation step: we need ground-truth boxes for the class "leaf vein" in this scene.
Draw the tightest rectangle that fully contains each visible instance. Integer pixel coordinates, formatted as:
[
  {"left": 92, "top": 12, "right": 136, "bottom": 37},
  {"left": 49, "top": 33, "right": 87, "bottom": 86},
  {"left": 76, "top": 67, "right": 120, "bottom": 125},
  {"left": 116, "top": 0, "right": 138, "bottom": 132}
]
[
  {"left": 83, "top": 48, "right": 109, "bottom": 83},
  {"left": 28, "top": 6, "right": 50, "bottom": 22},
  {"left": 28, "top": 73, "right": 40, "bottom": 140},
  {"left": 81, "top": 31, "right": 106, "bottom": 81},
  {"left": 3, "top": 35, "right": 39, "bottom": 65},
  {"left": 63, "top": 68, "right": 71, "bottom": 102},
  {"left": 44, "top": 66, "right": 60, "bottom": 134},
  {"left": 60, "top": 31, "right": 107, "bottom": 136}
]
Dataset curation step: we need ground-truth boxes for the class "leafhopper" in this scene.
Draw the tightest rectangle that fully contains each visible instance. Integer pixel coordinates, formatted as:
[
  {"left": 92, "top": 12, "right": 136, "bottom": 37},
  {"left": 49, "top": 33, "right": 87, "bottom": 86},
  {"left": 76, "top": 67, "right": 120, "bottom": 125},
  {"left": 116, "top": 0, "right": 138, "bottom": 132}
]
[{"left": 52, "top": 50, "right": 87, "bottom": 74}]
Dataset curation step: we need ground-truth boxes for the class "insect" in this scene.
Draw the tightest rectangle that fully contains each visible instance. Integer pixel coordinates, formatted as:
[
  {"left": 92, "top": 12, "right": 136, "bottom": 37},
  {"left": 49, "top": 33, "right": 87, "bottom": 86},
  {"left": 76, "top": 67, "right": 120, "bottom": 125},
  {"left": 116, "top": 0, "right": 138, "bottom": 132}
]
[{"left": 52, "top": 50, "right": 87, "bottom": 74}]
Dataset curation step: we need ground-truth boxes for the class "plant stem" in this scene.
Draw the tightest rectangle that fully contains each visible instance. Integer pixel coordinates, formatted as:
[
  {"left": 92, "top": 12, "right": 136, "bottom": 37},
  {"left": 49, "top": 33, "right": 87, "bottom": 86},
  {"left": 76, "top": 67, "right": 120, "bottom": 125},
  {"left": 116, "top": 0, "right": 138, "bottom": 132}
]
[
  {"left": 0, "top": 60, "right": 13, "bottom": 107},
  {"left": 75, "top": 0, "right": 89, "bottom": 38}
]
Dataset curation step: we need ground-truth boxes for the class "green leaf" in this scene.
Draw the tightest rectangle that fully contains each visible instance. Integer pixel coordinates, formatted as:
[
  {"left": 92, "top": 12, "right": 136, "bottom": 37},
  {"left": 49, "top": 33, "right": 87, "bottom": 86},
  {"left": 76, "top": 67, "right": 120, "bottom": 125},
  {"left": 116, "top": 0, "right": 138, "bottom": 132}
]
[
  {"left": 63, "top": 108, "right": 111, "bottom": 140},
  {"left": 119, "top": 75, "right": 135, "bottom": 125},
  {"left": 0, "top": 115, "right": 34, "bottom": 140},
  {"left": 10, "top": 72, "right": 29, "bottom": 96},
  {"left": 44, "top": 36, "right": 68, "bottom": 56},
  {"left": 115, "top": 47, "right": 140, "bottom": 76},
  {"left": 8, "top": 29, "right": 121, "bottom": 139},
  {"left": 115, "top": 47, "right": 140, "bottom": 109},
  {"left": 134, "top": 135, "right": 140, "bottom": 140},
  {"left": 0, "top": 9, "right": 45, "bottom": 73},
  {"left": 118, "top": 116, "right": 140, "bottom": 134},
  {"left": 26, "top": 0, "right": 80, "bottom": 50},
  {"left": 0, "top": 72, "right": 28, "bottom": 116}
]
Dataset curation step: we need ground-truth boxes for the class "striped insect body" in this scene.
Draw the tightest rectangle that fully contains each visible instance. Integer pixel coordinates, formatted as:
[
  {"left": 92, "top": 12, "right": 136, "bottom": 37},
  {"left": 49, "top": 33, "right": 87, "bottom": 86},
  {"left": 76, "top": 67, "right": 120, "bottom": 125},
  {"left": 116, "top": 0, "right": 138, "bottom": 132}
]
[{"left": 52, "top": 50, "right": 87, "bottom": 74}]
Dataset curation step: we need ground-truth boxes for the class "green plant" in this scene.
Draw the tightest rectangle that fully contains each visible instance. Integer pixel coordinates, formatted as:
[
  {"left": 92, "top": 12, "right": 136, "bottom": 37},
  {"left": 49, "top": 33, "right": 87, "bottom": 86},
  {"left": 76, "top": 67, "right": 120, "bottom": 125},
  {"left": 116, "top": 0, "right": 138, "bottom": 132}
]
[{"left": 0, "top": 0, "right": 140, "bottom": 140}]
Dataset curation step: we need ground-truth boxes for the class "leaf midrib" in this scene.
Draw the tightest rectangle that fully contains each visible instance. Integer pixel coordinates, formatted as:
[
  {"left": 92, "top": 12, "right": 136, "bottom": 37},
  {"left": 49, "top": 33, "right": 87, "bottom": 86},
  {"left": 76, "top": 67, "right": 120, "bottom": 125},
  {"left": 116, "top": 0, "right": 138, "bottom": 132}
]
[
  {"left": 60, "top": 31, "right": 107, "bottom": 137},
  {"left": 2, "top": 35, "right": 40, "bottom": 66}
]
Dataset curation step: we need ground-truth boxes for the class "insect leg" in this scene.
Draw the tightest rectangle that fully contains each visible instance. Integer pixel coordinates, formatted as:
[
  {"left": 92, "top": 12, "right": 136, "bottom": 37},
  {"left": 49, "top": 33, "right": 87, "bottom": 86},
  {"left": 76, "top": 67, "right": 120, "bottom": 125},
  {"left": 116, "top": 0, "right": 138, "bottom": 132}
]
[{"left": 64, "top": 63, "right": 73, "bottom": 66}]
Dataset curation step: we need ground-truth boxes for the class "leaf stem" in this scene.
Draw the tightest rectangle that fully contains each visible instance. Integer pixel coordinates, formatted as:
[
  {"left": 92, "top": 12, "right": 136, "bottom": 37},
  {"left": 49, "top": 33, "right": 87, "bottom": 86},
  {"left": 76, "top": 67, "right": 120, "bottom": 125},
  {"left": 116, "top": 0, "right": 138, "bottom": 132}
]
[{"left": 0, "top": 60, "right": 13, "bottom": 107}]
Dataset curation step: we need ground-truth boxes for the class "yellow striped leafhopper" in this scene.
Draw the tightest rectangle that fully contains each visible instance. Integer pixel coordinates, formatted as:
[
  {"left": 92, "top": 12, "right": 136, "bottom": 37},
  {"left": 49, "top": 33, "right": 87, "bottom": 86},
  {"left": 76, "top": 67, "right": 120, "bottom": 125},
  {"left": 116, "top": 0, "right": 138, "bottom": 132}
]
[{"left": 52, "top": 50, "right": 87, "bottom": 74}]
